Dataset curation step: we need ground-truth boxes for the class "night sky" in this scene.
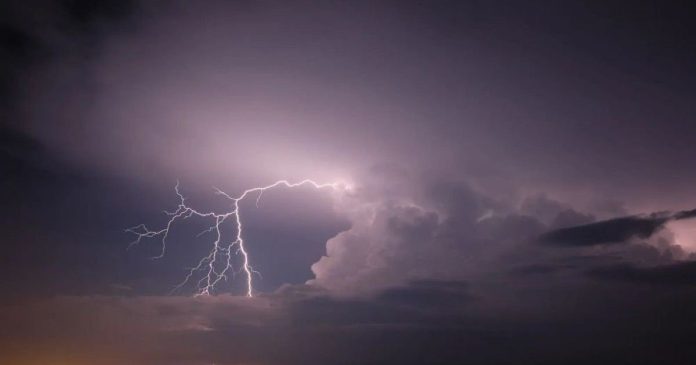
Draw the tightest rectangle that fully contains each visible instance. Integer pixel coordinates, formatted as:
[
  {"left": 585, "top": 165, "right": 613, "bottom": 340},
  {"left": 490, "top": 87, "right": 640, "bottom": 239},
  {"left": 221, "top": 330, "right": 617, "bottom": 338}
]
[{"left": 2, "top": 1, "right": 696, "bottom": 364}]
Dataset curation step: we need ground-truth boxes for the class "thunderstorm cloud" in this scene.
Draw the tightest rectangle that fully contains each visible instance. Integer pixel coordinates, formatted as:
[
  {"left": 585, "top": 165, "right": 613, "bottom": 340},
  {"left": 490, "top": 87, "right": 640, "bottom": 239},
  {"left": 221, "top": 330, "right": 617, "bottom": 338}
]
[{"left": 2, "top": 1, "right": 696, "bottom": 364}]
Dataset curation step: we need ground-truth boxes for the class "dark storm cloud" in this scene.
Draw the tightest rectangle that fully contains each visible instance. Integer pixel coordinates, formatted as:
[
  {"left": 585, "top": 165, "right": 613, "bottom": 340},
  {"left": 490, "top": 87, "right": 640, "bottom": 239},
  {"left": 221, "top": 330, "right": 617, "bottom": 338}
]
[
  {"left": 0, "top": 24, "right": 38, "bottom": 102},
  {"left": 58, "top": 0, "right": 136, "bottom": 29},
  {"left": 2, "top": 0, "right": 695, "bottom": 208},
  {"left": 588, "top": 261, "right": 696, "bottom": 286},
  {"left": 0, "top": 0, "right": 135, "bottom": 105},
  {"left": 285, "top": 280, "right": 473, "bottom": 329},
  {"left": 674, "top": 208, "right": 696, "bottom": 220},
  {"left": 0, "top": 125, "right": 46, "bottom": 168},
  {"left": 0, "top": 282, "right": 474, "bottom": 364},
  {"left": 539, "top": 208, "right": 696, "bottom": 246},
  {"left": 374, "top": 280, "right": 473, "bottom": 314},
  {"left": 539, "top": 215, "right": 669, "bottom": 246},
  {"left": 4, "top": 274, "right": 696, "bottom": 365},
  {"left": 508, "top": 263, "right": 566, "bottom": 276}
]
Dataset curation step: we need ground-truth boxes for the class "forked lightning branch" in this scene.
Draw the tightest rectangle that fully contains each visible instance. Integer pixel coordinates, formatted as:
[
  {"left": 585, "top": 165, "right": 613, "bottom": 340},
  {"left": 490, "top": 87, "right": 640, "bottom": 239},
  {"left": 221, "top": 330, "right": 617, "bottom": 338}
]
[{"left": 127, "top": 179, "right": 344, "bottom": 297}]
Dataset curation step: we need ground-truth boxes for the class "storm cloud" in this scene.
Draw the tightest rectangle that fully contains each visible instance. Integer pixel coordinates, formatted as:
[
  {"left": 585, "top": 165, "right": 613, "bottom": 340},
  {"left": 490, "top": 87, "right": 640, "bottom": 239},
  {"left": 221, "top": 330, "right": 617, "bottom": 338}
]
[
  {"left": 2, "top": 1, "right": 696, "bottom": 364},
  {"left": 540, "top": 208, "right": 696, "bottom": 247},
  {"left": 588, "top": 261, "right": 696, "bottom": 286}
]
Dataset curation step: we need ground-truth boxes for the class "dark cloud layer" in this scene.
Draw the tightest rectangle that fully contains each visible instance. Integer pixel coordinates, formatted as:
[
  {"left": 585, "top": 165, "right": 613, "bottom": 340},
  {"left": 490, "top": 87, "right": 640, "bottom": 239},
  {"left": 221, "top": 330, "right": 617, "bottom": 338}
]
[
  {"left": 588, "top": 261, "right": 696, "bottom": 286},
  {"left": 540, "top": 208, "right": 696, "bottom": 246},
  {"left": 3, "top": 0, "right": 696, "bottom": 205},
  {"left": 540, "top": 216, "right": 669, "bottom": 246},
  {"left": 3, "top": 276, "right": 696, "bottom": 365}
]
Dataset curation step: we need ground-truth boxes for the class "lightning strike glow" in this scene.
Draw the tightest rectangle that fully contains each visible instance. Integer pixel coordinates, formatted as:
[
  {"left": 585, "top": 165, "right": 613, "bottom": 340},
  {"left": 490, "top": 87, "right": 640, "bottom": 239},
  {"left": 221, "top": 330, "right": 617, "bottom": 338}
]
[{"left": 127, "top": 179, "right": 346, "bottom": 297}]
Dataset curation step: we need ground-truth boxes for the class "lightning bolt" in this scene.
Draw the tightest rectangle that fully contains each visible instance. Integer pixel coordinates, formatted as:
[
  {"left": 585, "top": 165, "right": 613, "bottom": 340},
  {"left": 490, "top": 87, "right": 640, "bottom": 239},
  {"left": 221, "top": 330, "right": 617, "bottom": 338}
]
[{"left": 127, "top": 179, "right": 344, "bottom": 297}]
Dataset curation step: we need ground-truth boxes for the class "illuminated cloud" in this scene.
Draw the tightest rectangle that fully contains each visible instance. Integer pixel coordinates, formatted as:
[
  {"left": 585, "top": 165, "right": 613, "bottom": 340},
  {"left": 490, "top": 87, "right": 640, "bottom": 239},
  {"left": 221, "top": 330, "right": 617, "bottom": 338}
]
[{"left": 3, "top": 1, "right": 696, "bottom": 364}]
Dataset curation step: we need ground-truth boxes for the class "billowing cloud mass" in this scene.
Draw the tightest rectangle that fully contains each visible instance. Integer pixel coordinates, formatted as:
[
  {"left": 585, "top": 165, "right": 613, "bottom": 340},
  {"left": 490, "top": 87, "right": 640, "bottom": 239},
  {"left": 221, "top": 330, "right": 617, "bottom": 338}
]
[
  {"left": 311, "top": 167, "right": 534, "bottom": 293},
  {"left": 2, "top": 1, "right": 696, "bottom": 364}
]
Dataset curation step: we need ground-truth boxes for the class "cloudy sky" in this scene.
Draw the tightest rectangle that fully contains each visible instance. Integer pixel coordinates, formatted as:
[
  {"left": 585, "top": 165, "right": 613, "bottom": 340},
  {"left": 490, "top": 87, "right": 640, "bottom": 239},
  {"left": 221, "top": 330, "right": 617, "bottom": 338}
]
[{"left": 2, "top": 1, "right": 696, "bottom": 364}]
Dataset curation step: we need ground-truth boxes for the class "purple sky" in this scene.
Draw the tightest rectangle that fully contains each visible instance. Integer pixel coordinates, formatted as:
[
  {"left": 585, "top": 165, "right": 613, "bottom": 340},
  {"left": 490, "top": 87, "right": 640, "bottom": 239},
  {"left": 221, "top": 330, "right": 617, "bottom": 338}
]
[{"left": 2, "top": 1, "right": 696, "bottom": 364}]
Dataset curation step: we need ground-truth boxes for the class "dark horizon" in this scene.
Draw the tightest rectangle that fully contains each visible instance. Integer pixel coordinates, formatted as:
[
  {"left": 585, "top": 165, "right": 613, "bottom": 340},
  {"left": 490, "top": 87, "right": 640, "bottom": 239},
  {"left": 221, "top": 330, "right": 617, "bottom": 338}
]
[{"left": 2, "top": 1, "right": 696, "bottom": 364}]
